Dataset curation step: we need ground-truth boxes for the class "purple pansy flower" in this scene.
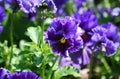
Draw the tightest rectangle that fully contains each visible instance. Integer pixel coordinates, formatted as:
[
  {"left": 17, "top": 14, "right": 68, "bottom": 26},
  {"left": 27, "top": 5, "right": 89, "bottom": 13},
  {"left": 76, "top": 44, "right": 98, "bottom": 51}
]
[
  {"left": 45, "top": 16, "right": 83, "bottom": 56},
  {"left": 72, "top": 11, "right": 98, "bottom": 44},
  {"left": 9, "top": 72, "right": 41, "bottom": 79},
  {"left": 73, "top": 11, "right": 98, "bottom": 31},
  {"left": 72, "top": 11, "right": 98, "bottom": 46},
  {"left": 0, "top": 68, "right": 11, "bottom": 79},
  {"left": 69, "top": 11, "right": 98, "bottom": 65},
  {"left": 0, "top": 6, "right": 6, "bottom": 22},
  {"left": 92, "top": 23, "right": 120, "bottom": 56},
  {"left": 72, "top": 12, "right": 97, "bottom": 45}
]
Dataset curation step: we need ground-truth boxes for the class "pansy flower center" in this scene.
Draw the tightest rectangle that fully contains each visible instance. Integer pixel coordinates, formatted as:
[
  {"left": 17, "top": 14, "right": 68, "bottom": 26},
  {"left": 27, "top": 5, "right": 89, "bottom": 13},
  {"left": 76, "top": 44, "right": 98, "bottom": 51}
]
[
  {"left": 60, "top": 38, "right": 66, "bottom": 44},
  {"left": 82, "top": 33, "right": 88, "bottom": 40}
]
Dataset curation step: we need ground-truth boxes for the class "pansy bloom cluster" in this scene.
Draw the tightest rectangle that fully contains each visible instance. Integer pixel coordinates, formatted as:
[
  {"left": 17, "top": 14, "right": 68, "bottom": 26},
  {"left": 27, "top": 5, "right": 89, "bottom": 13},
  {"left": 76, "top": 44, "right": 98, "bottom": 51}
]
[
  {"left": 17, "top": 0, "right": 56, "bottom": 14},
  {"left": 45, "top": 10, "right": 120, "bottom": 69},
  {"left": 0, "top": 68, "right": 41, "bottom": 79},
  {"left": 2, "top": 0, "right": 57, "bottom": 21},
  {"left": 0, "top": 0, "right": 120, "bottom": 79}
]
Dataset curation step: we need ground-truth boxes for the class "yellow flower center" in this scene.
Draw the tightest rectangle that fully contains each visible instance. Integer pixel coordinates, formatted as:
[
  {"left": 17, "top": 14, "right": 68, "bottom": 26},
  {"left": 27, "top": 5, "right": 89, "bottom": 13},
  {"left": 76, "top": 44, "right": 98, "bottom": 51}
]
[{"left": 60, "top": 38, "right": 66, "bottom": 44}]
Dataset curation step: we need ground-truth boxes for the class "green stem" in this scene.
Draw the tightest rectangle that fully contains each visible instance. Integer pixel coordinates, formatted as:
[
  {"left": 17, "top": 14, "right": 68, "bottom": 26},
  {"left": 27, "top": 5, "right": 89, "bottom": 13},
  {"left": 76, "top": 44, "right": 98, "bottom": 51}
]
[
  {"left": 88, "top": 45, "right": 97, "bottom": 79},
  {"left": 48, "top": 56, "right": 59, "bottom": 79},
  {"left": 39, "top": 15, "right": 45, "bottom": 79},
  {"left": 88, "top": 53, "right": 94, "bottom": 79},
  {"left": 41, "top": 59, "right": 45, "bottom": 79},
  {"left": 41, "top": 22, "right": 44, "bottom": 44},
  {"left": 99, "top": 47, "right": 112, "bottom": 74},
  {"left": 100, "top": 55, "right": 112, "bottom": 73},
  {"left": 8, "top": 13, "right": 14, "bottom": 69}
]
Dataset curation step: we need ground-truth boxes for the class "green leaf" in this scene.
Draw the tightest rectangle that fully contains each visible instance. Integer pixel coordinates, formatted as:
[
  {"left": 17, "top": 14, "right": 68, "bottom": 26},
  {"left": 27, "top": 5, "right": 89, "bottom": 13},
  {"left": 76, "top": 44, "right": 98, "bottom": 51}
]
[
  {"left": 26, "top": 26, "right": 41, "bottom": 45},
  {"left": 54, "top": 66, "right": 80, "bottom": 79},
  {"left": 18, "top": 50, "right": 32, "bottom": 55},
  {"left": 34, "top": 55, "right": 44, "bottom": 67},
  {"left": 114, "top": 47, "right": 120, "bottom": 62}
]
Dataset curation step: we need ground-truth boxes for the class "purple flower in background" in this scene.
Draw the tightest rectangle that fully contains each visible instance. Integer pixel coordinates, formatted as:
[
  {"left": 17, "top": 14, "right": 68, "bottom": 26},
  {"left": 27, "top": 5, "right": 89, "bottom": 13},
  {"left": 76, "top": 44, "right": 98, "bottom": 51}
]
[
  {"left": 0, "top": 68, "right": 11, "bottom": 79},
  {"left": 17, "top": 0, "right": 40, "bottom": 13},
  {"left": 53, "top": 0, "right": 67, "bottom": 9},
  {"left": 91, "top": 26, "right": 107, "bottom": 42},
  {"left": 74, "top": 11, "right": 98, "bottom": 31},
  {"left": 92, "top": 23, "right": 120, "bottom": 56},
  {"left": 9, "top": 72, "right": 41, "bottom": 79},
  {"left": 17, "top": 0, "right": 42, "bottom": 21},
  {"left": 50, "top": 0, "right": 68, "bottom": 16},
  {"left": 27, "top": 12, "right": 36, "bottom": 21},
  {"left": 102, "top": 23, "right": 120, "bottom": 42},
  {"left": 73, "top": 11, "right": 98, "bottom": 43},
  {"left": 101, "top": 23, "right": 120, "bottom": 56},
  {"left": 80, "top": 11, "right": 97, "bottom": 31},
  {"left": 5, "top": 0, "right": 19, "bottom": 11},
  {"left": 74, "top": 0, "right": 86, "bottom": 8},
  {"left": 44, "top": 0, "right": 57, "bottom": 13},
  {"left": 0, "top": 6, "right": 6, "bottom": 22},
  {"left": 97, "top": 6, "right": 120, "bottom": 18},
  {"left": 0, "top": 6, "right": 6, "bottom": 34},
  {"left": 102, "top": 40, "right": 119, "bottom": 56},
  {"left": 97, "top": 6, "right": 111, "bottom": 18},
  {"left": 69, "top": 11, "right": 98, "bottom": 65},
  {"left": 17, "top": 0, "right": 57, "bottom": 14},
  {"left": 111, "top": 7, "right": 120, "bottom": 16},
  {"left": 45, "top": 16, "right": 83, "bottom": 56},
  {"left": 0, "top": 25, "right": 4, "bottom": 34},
  {"left": 0, "top": 0, "right": 5, "bottom": 6},
  {"left": 70, "top": 47, "right": 92, "bottom": 65},
  {"left": 17, "top": 0, "right": 57, "bottom": 21}
]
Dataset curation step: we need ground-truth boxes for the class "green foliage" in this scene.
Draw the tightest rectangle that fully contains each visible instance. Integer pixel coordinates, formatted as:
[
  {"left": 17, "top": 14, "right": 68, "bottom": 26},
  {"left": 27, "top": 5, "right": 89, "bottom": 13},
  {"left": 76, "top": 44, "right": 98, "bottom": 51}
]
[
  {"left": 0, "top": 0, "right": 120, "bottom": 79},
  {"left": 26, "top": 26, "right": 42, "bottom": 45},
  {"left": 54, "top": 66, "right": 80, "bottom": 79}
]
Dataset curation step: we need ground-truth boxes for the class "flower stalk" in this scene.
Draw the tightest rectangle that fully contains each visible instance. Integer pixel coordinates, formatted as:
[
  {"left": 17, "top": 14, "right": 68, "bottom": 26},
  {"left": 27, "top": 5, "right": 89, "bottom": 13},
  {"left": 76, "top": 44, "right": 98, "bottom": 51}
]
[
  {"left": 8, "top": 12, "right": 14, "bottom": 69},
  {"left": 48, "top": 56, "right": 59, "bottom": 79}
]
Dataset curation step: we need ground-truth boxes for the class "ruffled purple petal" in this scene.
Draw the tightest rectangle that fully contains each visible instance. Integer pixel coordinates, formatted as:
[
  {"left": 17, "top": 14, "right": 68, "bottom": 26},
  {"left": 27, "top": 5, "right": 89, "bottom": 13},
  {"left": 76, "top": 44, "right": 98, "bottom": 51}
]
[
  {"left": 9, "top": 72, "right": 41, "bottom": 79},
  {"left": 0, "top": 68, "right": 11, "bottom": 79},
  {"left": 102, "top": 40, "right": 119, "bottom": 56},
  {"left": 70, "top": 47, "right": 92, "bottom": 65}
]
